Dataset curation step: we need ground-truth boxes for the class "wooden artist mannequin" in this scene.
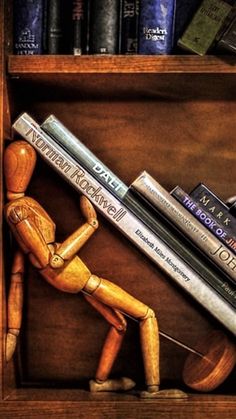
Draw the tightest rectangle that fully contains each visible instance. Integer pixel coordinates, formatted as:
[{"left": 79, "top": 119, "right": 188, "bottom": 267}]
[
  {"left": 4, "top": 140, "right": 236, "bottom": 396},
  {"left": 4, "top": 139, "right": 183, "bottom": 398}
]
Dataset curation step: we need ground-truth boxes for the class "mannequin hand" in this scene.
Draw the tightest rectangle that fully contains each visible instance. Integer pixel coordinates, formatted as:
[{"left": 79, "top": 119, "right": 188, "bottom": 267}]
[{"left": 80, "top": 196, "right": 99, "bottom": 230}]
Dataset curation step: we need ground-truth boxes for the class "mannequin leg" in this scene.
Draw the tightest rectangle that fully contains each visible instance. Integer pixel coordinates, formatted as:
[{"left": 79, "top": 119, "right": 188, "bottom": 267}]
[
  {"left": 83, "top": 293, "right": 135, "bottom": 391},
  {"left": 83, "top": 276, "right": 160, "bottom": 392}
]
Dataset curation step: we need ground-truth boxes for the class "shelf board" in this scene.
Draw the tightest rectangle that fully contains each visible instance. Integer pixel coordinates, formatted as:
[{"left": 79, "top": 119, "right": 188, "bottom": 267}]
[
  {"left": 8, "top": 55, "right": 236, "bottom": 75},
  {"left": 1, "top": 391, "right": 236, "bottom": 418}
]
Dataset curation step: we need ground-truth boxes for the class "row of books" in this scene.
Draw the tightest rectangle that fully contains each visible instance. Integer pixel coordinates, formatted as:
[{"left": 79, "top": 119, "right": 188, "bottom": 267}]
[
  {"left": 13, "top": 0, "right": 236, "bottom": 56},
  {"left": 12, "top": 113, "right": 236, "bottom": 336}
]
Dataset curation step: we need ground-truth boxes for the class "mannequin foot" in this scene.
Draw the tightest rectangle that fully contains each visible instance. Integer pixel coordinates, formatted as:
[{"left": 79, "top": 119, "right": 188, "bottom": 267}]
[
  {"left": 89, "top": 377, "right": 136, "bottom": 392},
  {"left": 140, "top": 386, "right": 188, "bottom": 399}
]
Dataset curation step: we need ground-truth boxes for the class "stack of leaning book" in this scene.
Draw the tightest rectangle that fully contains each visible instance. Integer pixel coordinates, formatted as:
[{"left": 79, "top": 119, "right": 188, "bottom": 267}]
[{"left": 12, "top": 113, "right": 236, "bottom": 336}]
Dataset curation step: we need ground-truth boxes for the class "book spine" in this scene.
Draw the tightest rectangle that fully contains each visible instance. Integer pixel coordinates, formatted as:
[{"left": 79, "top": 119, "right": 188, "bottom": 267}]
[
  {"left": 12, "top": 113, "right": 236, "bottom": 335},
  {"left": 47, "top": 0, "right": 62, "bottom": 53},
  {"left": 217, "top": 17, "right": 236, "bottom": 53},
  {"left": 131, "top": 172, "right": 236, "bottom": 283},
  {"left": 173, "top": 0, "right": 201, "bottom": 49},
  {"left": 120, "top": 0, "right": 139, "bottom": 54},
  {"left": 13, "top": 0, "right": 44, "bottom": 55},
  {"left": 72, "top": 0, "right": 84, "bottom": 55},
  {"left": 172, "top": 187, "right": 236, "bottom": 254},
  {"left": 177, "top": 0, "right": 232, "bottom": 56},
  {"left": 89, "top": 0, "right": 120, "bottom": 54},
  {"left": 138, "top": 0, "right": 176, "bottom": 55},
  {"left": 41, "top": 115, "right": 236, "bottom": 307},
  {"left": 190, "top": 183, "right": 236, "bottom": 231},
  {"left": 125, "top": 189, "right": 236, "bottom": 309},
  {"left": 41, "top": 115, "right": 128, "bottom": 199}
]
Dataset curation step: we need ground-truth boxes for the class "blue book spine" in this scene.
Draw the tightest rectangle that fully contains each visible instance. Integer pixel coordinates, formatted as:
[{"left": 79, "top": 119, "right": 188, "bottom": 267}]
[
  {"left": 13, "top": 0, "right": 44, "bottom": 55},
  {"left": 138, "top": 0, "right": 176, "bottom": 54}
]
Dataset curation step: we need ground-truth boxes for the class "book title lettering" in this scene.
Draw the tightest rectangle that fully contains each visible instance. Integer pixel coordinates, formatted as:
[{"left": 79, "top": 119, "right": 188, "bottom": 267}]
[
  {"left": 25, "top": 126, "right": 127, "bottom": 223},
  {"left": 143, "top": 27, "right": 167, "bottom": 41}
]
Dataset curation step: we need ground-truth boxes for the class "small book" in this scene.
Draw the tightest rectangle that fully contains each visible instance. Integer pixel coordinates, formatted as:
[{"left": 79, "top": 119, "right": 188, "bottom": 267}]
[
  {"left": 13, "top": 0, "right": 44, "bottom": 55},
  {"left": 177, "top": 0, "right": 233, "bottom": 56},
  {"left": 138, "top": 0, "right": 176, "bottom": 55}
]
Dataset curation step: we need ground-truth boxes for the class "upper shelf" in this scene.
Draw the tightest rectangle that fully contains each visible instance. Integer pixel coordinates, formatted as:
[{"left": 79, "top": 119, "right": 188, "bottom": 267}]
[{"left": 8, "top": 55, "right": 236, "bottom": 75}]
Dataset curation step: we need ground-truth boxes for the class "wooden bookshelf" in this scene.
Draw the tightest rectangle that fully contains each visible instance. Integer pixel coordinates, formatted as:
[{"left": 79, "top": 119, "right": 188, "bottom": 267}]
[
  {"left": 1, "top": 1, "right": 236, "bottom": 418},
  {"left": 8, "top": 54, "right": 236, "bottom": 74}
]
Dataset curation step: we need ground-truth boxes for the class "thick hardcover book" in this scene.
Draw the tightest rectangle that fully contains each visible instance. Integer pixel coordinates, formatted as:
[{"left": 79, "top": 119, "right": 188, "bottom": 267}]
[
  {"left": 131, "top": 172, "right": 236, "bottom": 283},
  {"left": 138, "top": 0, "right": 176, "bottom": 54},
  {"left": 12, "top": 113, "right": 236, "bottom": 334},
  {"left": 41, "top": 115, "right": 236, "bottom": 308},
  {"left": 47, "top": 0, "right": 72, "bottom": 54},
  {"left": 47, "top": 0, "right": 63, "bottom": 53},
  {"left": 13, "top": 0, "right": 44, "bottom": 55},
  {"left": 172, "top": 186, "right": 236, "bottom": 254},
  {"left": 120, "top": 0, "right": 139, "bottom": 54},
  {"left": 190, "top": 183, "right": 236, "bottom": 229},
  {"left": 177, "top": 0, "right": 232, "bottom": 56},
  {"left": 89, "top": 0, "right": 120, "bottom": 54}
]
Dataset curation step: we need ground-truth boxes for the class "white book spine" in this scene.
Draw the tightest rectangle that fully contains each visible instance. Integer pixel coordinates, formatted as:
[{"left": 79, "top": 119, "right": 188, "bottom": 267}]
[
  {"left": 131, "top": 171, "right": 236, "bottom": 283},
  {"left": 12, "top": 113, "right": 236, "bottom": 335}
]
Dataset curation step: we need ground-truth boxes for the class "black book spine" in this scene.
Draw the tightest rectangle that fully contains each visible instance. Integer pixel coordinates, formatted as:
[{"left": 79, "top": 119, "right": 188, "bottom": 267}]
[
  {"left": 47, "top": 0, "right": 63, "bottom": 53},
  {"left": 72, "top": 0, "right": 84, "bottom": 55},
  {"left": 89, "top": 0, "right": 120, "bottom": 54},
  {"left": 120, "top": 0, "right": 139, "bottom": 54}
]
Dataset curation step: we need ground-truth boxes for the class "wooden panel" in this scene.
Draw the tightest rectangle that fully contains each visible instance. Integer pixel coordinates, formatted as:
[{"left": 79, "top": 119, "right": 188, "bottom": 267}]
[{"left": 8, "top": 55, "right": 236, "bottom": 74}]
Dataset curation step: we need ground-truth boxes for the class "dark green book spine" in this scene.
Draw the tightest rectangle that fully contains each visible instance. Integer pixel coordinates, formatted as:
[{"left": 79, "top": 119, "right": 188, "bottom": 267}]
[{"left": 178, "top": 0, "right": 232, "bottom": 55}]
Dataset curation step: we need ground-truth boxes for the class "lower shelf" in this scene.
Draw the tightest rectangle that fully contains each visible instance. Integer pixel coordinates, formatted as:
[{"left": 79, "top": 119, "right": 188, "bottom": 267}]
[{"left": 1, "top": 389, "right": 236, "bottom": 418}]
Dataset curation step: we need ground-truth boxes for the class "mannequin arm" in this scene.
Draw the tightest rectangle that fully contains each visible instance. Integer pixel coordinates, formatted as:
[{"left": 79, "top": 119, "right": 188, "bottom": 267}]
[
  {"left": 50, "top": 196, "right": 99, "bottom": 268},
  {"left": 7, "top": 205, "right": 51, "bottom": 268},
  {"left": 6, "top": 249, "right": 24, "bottom": 362}
]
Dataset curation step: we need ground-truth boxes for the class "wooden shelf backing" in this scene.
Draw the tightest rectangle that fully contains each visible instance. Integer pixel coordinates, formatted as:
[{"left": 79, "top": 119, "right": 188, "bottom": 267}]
[{"left": 8, "top": 55, "right": 236, "bottom": 75}]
